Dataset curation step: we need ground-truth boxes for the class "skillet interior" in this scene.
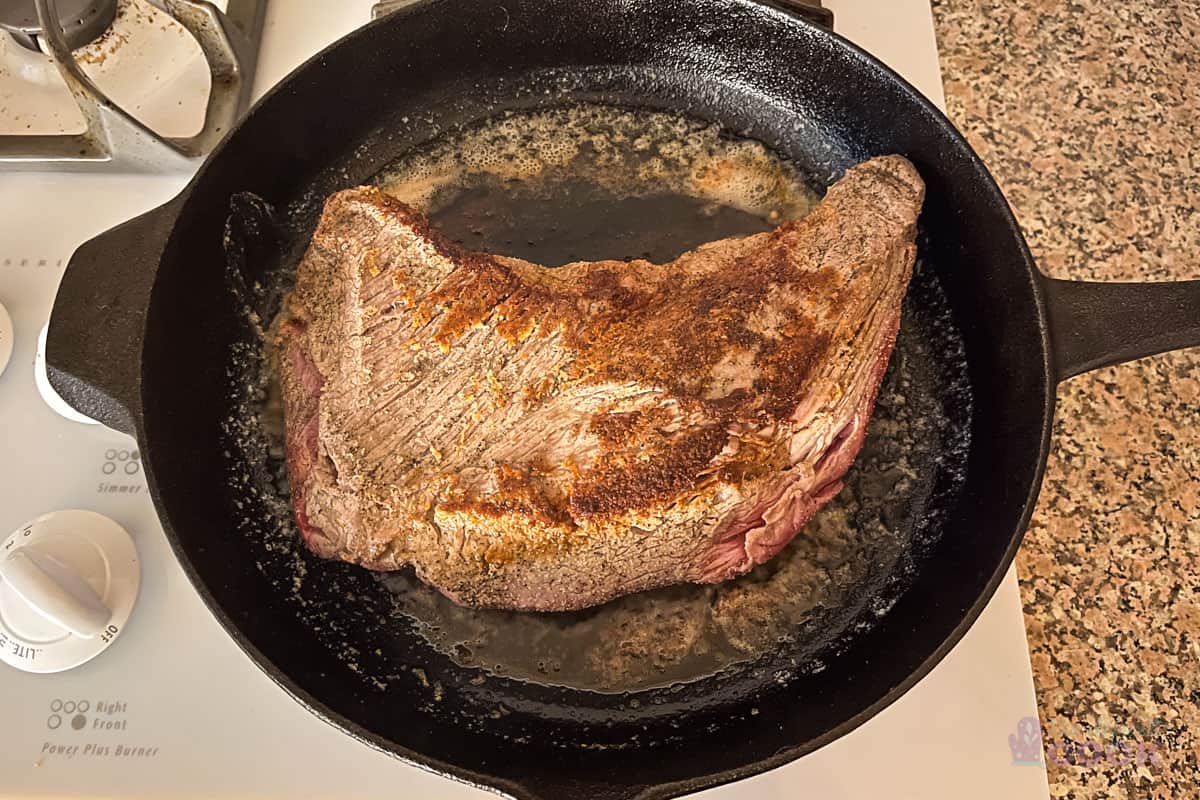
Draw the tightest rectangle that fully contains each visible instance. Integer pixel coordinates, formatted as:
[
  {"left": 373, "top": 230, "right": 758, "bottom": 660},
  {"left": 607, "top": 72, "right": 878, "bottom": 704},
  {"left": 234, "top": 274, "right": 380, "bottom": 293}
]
[{"left": 139, "top": 1, "right": 1052, "bottom": 796}]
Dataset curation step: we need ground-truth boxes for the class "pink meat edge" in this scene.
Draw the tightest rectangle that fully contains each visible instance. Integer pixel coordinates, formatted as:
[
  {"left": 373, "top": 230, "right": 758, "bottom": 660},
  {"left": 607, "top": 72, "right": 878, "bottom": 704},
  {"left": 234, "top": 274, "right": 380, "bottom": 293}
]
[
  {"left": 280, "top": 323, "right": 337, "bottom": 559},
  {"left": 696, "top": 308, "right": 904, "bottom": 583}
]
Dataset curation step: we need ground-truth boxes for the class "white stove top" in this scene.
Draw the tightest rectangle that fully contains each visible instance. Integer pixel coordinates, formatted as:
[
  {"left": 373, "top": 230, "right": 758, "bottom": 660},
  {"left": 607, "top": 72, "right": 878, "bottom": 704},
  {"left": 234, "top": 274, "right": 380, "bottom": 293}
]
[{"left": 0, "top": 1, "right": 1050, "bottom": 797}]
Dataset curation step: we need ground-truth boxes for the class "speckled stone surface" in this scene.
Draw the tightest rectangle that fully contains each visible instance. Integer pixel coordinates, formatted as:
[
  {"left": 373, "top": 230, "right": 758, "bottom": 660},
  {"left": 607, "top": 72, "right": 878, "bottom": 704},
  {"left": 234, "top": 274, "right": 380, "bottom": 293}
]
[{"left": 929, "top": 1, "right": 1200, "bottom": 796}]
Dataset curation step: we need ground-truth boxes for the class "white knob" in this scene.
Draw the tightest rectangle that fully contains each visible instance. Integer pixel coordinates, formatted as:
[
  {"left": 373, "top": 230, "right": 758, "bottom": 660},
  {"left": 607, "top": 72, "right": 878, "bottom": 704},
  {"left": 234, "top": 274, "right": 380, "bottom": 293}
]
[
  {"left": 35, "top": 324, "right": 99, "bottom": 425},
  {"left": 0, "top": 511, "right": 140, "bottom": 673},
  {"left": 0, "top": 300, "right": 12, "bottom": 379},
  {"left": 0, "top": 548, "right": 112, "bottom": 637}
]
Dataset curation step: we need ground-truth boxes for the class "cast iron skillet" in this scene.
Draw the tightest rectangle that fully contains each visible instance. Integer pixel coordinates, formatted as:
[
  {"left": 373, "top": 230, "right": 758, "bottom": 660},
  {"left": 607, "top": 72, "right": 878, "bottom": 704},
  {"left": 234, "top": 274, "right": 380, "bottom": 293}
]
[{"left": 45, "top": 1, "right": 1200, "bottom": 797}]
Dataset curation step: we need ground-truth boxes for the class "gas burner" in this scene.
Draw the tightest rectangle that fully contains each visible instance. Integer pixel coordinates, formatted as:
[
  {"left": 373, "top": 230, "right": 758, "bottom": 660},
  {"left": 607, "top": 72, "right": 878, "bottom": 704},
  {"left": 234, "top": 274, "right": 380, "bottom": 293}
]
[
  {"left": 0, "top": 0, "right": 117, "bottom": 52},
  {"left": 0, "top": 0, "right": 266, "bottom": 171}
]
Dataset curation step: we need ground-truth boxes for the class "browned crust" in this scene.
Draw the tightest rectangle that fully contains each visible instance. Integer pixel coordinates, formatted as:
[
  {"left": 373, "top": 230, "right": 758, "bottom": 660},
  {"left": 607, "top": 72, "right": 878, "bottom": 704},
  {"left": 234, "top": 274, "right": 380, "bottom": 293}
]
[
  {"left": 425, "top": 230, "right": 846, "bottom": 422},
  {"left": 410, "top": 216, "right": 870, "bottom": 518},
  {"left": 568, "top": 425, "right": 729, "bottom": 518}
]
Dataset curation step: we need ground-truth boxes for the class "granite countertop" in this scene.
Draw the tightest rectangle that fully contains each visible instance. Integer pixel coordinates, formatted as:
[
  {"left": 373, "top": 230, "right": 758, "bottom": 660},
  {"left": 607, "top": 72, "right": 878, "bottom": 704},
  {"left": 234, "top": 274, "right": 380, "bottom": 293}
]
[{"left": 929, "top": 1, "right": 1200, "bottom": 797}]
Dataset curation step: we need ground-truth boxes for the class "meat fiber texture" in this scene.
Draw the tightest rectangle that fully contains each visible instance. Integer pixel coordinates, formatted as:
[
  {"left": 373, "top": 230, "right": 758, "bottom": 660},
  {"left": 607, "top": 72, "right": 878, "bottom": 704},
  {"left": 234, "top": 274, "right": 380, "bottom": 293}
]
[{"left": 274, "top": 155, "right": 924, "bottom": 612}]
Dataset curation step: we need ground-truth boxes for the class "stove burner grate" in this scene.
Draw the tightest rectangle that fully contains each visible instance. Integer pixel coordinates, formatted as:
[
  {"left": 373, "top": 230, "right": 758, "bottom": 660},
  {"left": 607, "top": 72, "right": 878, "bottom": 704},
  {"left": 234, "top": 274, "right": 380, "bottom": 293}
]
[
  {"left": 0, "top": 0, "right": 266, "bottom": 172},
  {"left": 0, "top": 0, "right": 116, "bottom": 51}
]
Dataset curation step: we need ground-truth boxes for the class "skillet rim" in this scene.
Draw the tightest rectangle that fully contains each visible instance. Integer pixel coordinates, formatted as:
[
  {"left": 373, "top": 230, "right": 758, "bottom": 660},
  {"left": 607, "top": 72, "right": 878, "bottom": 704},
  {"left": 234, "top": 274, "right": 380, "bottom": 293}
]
[{"left": 137, "top": 1, "right": 1058, "bottom": 796}]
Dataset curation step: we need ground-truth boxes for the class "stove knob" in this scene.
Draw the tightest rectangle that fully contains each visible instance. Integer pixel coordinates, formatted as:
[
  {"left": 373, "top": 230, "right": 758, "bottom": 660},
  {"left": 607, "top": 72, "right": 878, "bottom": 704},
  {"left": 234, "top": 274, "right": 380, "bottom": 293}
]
[
  {"left": 0, "top": 300, "right": 12, "bottom": 379},
  {"left": 0, "top": 511, "right": 139, "bottom": 673},
  {"left": 35, "top": 324, "right": 99, "bottom": 425}
]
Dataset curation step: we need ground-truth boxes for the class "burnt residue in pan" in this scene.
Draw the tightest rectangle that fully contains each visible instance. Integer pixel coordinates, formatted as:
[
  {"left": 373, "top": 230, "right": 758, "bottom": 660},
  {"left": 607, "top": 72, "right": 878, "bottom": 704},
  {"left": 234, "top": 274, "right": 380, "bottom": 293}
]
[{"left": 220, "top": 104, "right": 971, "bottom": 708}]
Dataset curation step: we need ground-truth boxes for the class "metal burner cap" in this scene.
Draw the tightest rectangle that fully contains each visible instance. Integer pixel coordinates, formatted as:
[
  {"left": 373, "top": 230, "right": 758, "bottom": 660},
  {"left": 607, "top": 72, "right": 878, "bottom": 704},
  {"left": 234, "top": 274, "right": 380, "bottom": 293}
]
[{"left": 0, "top": 0, "right": 118, "bottom": 52}]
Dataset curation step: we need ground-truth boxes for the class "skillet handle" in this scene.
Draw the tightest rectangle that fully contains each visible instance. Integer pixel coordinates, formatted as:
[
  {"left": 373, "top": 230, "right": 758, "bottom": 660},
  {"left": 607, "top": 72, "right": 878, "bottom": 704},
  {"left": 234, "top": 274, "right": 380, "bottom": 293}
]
[
  {"left": 1042, "top": 276, "right": 1200, "bottom": 382},
  {"left": 46, "top": 201, "right": 178, "bottom": 436}
]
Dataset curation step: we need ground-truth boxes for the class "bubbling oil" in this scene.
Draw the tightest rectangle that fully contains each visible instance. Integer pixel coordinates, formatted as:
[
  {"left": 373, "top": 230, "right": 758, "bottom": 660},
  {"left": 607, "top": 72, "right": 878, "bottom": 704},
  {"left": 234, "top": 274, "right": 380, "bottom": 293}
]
[{"left": 375, "top": 104, "right": 818, "bottom": 265}]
